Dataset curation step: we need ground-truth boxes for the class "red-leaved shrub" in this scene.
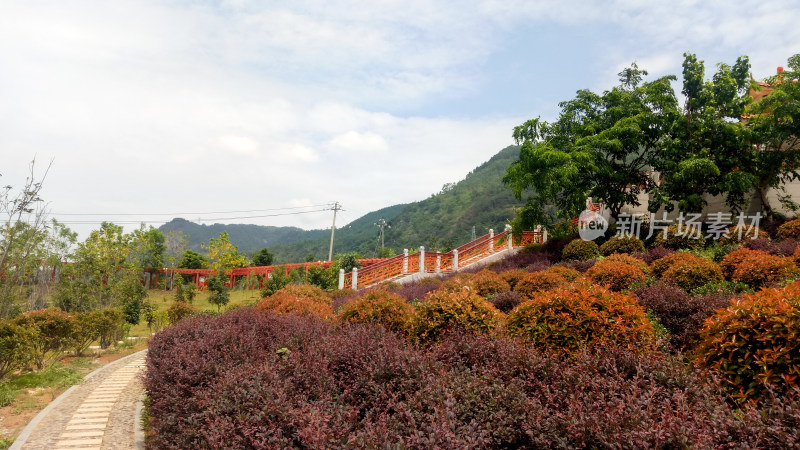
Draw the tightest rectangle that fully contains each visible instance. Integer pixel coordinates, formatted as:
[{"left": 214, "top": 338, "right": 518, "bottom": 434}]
[
  {"left": 586, "top": 258, "right": 647, "bottom": 291},
  {"left": 408, "top": 289, "right": 503, "bottom": 342},
  {"left": 257, "top": 284, "right": 334, "bottom": 320},
  {"left": 695, "top": 281, "right": 800, "bottom": 400},
  {"left": 146, "top": 309, "right": 800, "bottom": 449},
  {"left": 721, "top": 248, "right": 799, "bottom": 288},
  {"left": 470, "top": 270, "right": 511, "bottom": 297},
  {"left": 513, "top": 271, "right": 566, "bottom": 299},
  {"left": 499, "top": 269, "right": 527, "bottom": 290},
  {"left": 545, "top": 265, "right": 581, "bottom": 281},
  {"left": 337, "top": 288, "right": 413, "bottom": 333},
  {"left": 777, "top": 217, "right": 800, "bottom": 240},
  {"left": 507, "top": 283, "right": 655, "bottom": 352}
]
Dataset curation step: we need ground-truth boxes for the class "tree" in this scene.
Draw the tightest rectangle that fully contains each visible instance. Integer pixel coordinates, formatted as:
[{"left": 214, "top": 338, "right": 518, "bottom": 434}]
[
  {"left": 251, "top": 248, "right": 274, "bottom": 267},
  {"left": 0, "top": 159, "right": 53, "bottom": 317},
  {"left": 504, "top": 64, "right": 679, "bottom": 226},
  {"left": 203, "top": 231, "right": 248, "bottom": 273},
  {"left": 178, "top": 250, "right": 207, "bottom": 269},
  {"left": 745, "top": 53, "right": 800, "bottom": 217},
  {"left": 207, "top": 273, "right": 230, "bottom": 312},
  {"left": 129, "top": 225, "right": 165, "bottom": 270},
  {"left": 164, "top": 230, "right": 188, "bottom": 269},
  {"left": 651, "top": 54, "right": 757, "bottom": 213}
]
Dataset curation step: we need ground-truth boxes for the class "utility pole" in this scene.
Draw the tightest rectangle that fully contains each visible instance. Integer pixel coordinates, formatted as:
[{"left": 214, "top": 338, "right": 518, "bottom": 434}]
[
  {"left": 328, "top": 202, "right": 341, "bottom": 261},
  {"left": 375, "top": 218, "right": 390, "bottom": 250},
  {"left": 471, "top": 226, "right": 476, "bottom": 241}
]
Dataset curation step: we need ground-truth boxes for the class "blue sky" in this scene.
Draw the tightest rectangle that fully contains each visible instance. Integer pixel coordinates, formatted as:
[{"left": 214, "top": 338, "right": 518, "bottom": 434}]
[{"left": 1, "top": 0, "right": 798, "bottom": 240}]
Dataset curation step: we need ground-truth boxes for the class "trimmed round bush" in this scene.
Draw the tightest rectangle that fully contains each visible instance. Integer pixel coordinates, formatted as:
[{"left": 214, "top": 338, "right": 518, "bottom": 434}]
[
  {"left": 600, "top": 235, "right": 645, "bottom": 256},
  {"left": 651, "top": 252, "right": 698, "bottom": 278},
  {"left": 721, "top": 248, "right": 799, "bottom": 288},
  {"left": 471, "top": 270, "right": 511, "bottom": 297},
  {"left": 776, "top": 217, "right": 800, "bottom": 240},
  {"left": 507, "top": 283, "right": 655, "bottom": 352},
  {"left": 661, "top": 256, "right": 723, "bottom": 292},
  {"left": 257, "top": 284, "right": 334, "bottom": 320},
  {"left": 14, "top": 308, "right": 78, "bottom": 370},
  {"left": 439, "top": 273, "right": 477, "bottom": 293},
  {"left": 718, "top": 225, "right": 766, "bottom": 245},
  {"left": 514, "top": 271, "right": 567, "bottom": 299},
  {"left": 562, "top": 239, "right": 600, "bottom": 261},
  {"left": 603, "top": 253, "right": 650, "bottom": 274},
  {"left": 0, "top": 321, "right": 37, "bottom": 378},
  {"left": 586, "top": 258, "right": 647, "bottom": 291},
  {"left": 695, "top": 281, "right": 800, "bottom": 400},
  {"left": 653, "top": 224, "right": 706, "bottom": 250},
  {"left": 337, "top": 288, "right": 413, "bottom": 333},
  {"left": 409, "top": 290, "right": 503, "bottom": 342}
]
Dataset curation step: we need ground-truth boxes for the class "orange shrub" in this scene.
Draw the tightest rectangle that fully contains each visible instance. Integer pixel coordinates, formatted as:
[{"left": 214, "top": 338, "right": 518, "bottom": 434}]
[
  {"left": 695, "top": 281, "right": 800, "bottom": 400},
  {"left": 257, "top": 284, "right": 334, "bottom": 320},
  {"left": 546, "top": 266, "right": 581, "bottom": 282},
  {"left": 599, "top": 235, "right": 645, "bottom": 256},
  {"left": 776, "top": 217, "right": 800, "bottom": 240},
  {"left": 337, "top": 289, "right": 413, "bottom": 333},
  {"left": 507, "top": 283, "right": 655, "bottom": 353},
  {"left": 499, "top": 269, "right": 528, "bottom": 289},
  {"left": 471, "top": 270, "right": 511, "bottom": 297},
  {"left": 719, "top": 248, "right": 759, "bottom": 280},
  {"left": 408, "top": 289, "right": 503, "bottom": 342},
  {"left": 439, "top": 273, "right": 476, "bottom": 293},
  {"left": 661, "top": 257, "right": 723, "bottom": 292},
  {"left": 603, "top": 253, "right": 650, "bottom": 274},
  {"left": 731, "top": 253, "right": 798, "bottom": 288},
  {"left": 718, "top": 225, "right": 765, "bottom": 245},
  {"left": 651, "top": 252, "right": 698, "bottom": 278},
  {"left": 514, "top": 271, "right": 566, "bottom": 299},
  {"left": 586, "top": 259, "right": 647, "bottom": 291}
]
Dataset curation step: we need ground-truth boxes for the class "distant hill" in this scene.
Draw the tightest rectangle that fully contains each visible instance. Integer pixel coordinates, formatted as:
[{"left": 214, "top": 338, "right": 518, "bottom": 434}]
[{"left": 159, "top": 145, "right": 525, "bottom": 263}]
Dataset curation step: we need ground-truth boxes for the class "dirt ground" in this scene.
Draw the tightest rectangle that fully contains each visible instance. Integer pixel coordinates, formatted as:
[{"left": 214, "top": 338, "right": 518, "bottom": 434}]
[{"left": 0, "top": 341, "right": 149, "bottom": 443}]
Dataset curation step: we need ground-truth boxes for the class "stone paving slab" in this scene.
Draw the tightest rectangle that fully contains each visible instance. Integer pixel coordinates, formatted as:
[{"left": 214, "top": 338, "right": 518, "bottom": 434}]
[{"left": 11, "top": 350, "right": 147, "bottom": 450}]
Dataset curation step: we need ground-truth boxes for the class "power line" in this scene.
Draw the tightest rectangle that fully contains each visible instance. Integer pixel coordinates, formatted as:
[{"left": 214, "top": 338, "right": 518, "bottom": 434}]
[
  {"left": 51, "top": 203, "right": 334, "bottom": 216},
  {"left": 54, "top": 208, "right": 332, "bottom": 225}
]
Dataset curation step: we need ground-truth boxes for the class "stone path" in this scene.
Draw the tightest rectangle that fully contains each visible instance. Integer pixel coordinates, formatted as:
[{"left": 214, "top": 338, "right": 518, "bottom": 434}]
[{"left": 11, "top": 350, "right": 147, "bottom": 450}]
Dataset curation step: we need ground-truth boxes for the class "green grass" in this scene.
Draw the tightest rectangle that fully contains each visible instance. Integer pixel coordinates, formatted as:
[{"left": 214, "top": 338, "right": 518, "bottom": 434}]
[{"left": 0, "top": 362, "right": 85, "bottom": 407}]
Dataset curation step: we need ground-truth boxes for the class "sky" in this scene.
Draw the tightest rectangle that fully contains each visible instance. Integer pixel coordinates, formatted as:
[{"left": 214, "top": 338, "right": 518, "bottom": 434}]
[{"left": 2, "top": 0, "right": 799, "bottom": 240}]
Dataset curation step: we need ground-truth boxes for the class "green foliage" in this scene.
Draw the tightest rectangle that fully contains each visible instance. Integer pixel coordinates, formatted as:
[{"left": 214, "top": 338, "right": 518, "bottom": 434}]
[
  {"left": 86, "top": 309, "right": 127, "bottom": 349},
  {"left": 115, "top": 271, "right": 146, "bottom": 324},
  {"left": 0, "top": 321, "right": 36, "bottom": 379},
  {"left": 335, "top": 252, "right": 362, "bottom": 274},
  {"left": 599, "top": 234, "right": 645, "bottom": 256},
  {"left": 178, "top": 249, "right": 207, "bottom": 269},
  {"left": 207, "top": 273, "right": 230, "bottom": 312},
  {"left": 203, "top": 231, "right": 248, "bottom": 272},
  {"left": 14, "top": 308, "right": 77, "bottom": 370},
  {"left": 251, "top": 248, "right": 274, "bottom": 267},
  {"left": 660, "top": 256, "right": 723, "bottom": 292},
  {"left": 562, "top": 239, "right": 599, "bottom": 261},
  {"left": 261, "top": 266, "right": 291, "bottom": 297},
  {"left": 652, "top": 224, "right": 706, "bottom": 250},
  {"left": 129, "top": 225, "right": 166, "bottom": 270},
  {"left": 695, "top": 282, "right": 800, "bottom": 400},
  {"left": 504, "top": 64, "right": 679, "bottom": 225},
  {"left": 507, "top": 283, "right": 655, "bottom": 353}
]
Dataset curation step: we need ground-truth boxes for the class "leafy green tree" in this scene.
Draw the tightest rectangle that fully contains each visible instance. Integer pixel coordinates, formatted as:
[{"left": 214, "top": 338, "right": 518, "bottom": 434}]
[
  {"left": 129, "top": 225, "right": 165, "bottom": 270},
  {"left": 745, "top": 53, "right": 800, "bottom": 216},
  {"left": 335, "top": 252, "right": 362, "bottom": 274},
  {"left": 207, "top": 273, "right": 230, "bottom": 312},
  {"left": 251, "top": 248, "right": 274, "bottom": 267},
  {"left": 261, "top": 266, "right": 291, "bottom": 296},
  {"left": 178, "top": 250, "right": 207, "bottom": 269},
  {"left": 376, "top": 247, "right": 396, "bottom": 258},
  {"left": 115, "top": 271, "right": 147, "bottom": 324},
  {"left": 504, "top": 63, "right": 679, "bottom": 227},
  {"left": 651, "top": 54, "right": 757, "bottom": 213}
]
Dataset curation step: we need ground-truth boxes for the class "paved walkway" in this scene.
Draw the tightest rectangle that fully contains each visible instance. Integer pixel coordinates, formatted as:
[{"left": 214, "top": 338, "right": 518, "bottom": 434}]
[{"left": 11, "top": 350, "right": 147, "bottom": 450}]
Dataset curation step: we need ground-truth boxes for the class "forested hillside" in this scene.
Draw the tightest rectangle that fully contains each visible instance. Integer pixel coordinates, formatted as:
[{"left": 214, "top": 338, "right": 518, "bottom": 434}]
[{"left": 160, "top": 146, "right": 524, "bottom": 263}]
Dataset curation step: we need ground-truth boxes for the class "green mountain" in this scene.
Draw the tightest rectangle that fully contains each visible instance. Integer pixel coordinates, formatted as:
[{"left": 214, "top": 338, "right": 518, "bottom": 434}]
[{"left": 159, "top": 145, "right": 525, "bottom": 263}]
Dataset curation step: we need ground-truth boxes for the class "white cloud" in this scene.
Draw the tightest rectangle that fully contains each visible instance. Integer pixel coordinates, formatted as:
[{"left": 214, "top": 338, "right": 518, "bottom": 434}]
[
  {"left": 218, "top": 135, "right": 259, "bottom": 157},
  {"left": 329, "top": 131, "right": 388, "bottom": 154}
]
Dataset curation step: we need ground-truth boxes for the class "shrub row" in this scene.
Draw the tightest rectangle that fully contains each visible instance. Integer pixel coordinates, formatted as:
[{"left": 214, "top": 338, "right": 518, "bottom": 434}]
[{"left": 146, "top": 309, "right": 800, "bottom": 449}]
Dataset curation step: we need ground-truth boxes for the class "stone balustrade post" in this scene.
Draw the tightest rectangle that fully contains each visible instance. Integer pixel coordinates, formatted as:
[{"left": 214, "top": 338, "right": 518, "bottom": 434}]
[
  {"left": 351, "top": 267, "right": 358, "bottom": 290},
  {"left": 436, "top": 255, "right": 441, "bottom": 273},
  {"left": 402, "top": 249, "right": 409, "bottom": 274},
  {"left": 489, "top": 229, "right": 494, "bottom": 253},
  {"left": 419, "top": 246, "right": 425, "bottom": 273},
  {"left": 338, "top": 269, "right": 345, "bottom": 290},
  {"left": 505, "top": 224, "right": 513, "bottom": 251},
  {"left": 453, "top": 249, "right": 459, "bottom": 271}
]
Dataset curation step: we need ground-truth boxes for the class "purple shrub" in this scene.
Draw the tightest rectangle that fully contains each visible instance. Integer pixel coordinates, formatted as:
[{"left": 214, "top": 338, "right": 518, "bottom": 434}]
[
  {"left": 146, "top": 308, "right": 800, "bottom": 449},
  {"left": 558, "top": 259, "right": 597, "bottom": 273},
  {"left": 633, "top": 245, "right": 675, "bottom": 265},
  {"left": 744, "top": 237, "right": 800, "bottom": 257},
  {"left": 392, "top": 281, "right": 441, "bottom": 302},
  {"left": 635, "top": 283, "right": 734, "bottom": 350}
]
